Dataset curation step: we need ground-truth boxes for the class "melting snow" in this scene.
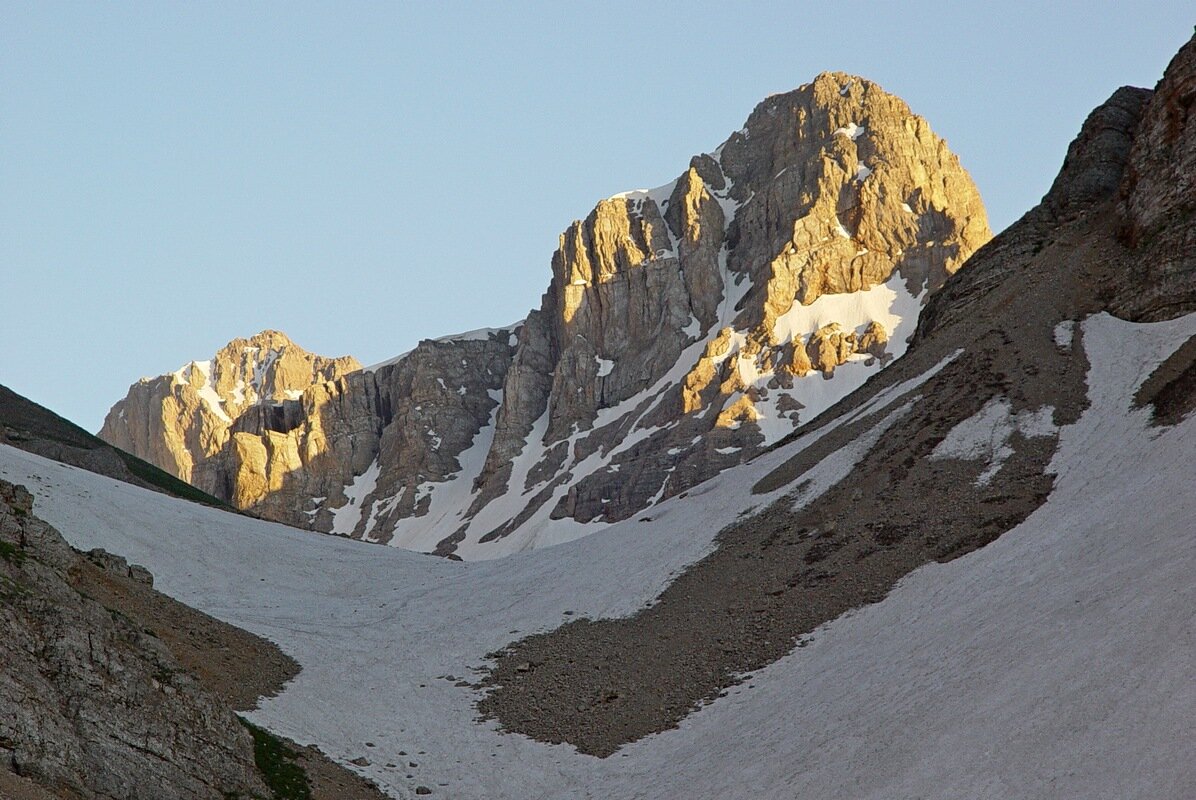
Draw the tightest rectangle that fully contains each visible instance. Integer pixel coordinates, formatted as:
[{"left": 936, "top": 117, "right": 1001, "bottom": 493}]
[
  {"left": 330, "top": 460, "right": 380, "bottom": 535},
  {"left": 435, "top": 325, "right": 515, "bottom": 344},
  {"left": 832, "top": 122, "right": 865, "bottom": 140},
  {"left": 930, "top": 399, "right": 1057, "bottom": 485},
  {"left": 595, "top": 356, "right": 614, "bottom": 377},
  {"left": 172, "top": 360, "right": 231, "bottom": 424},
  {"left": 610, "top": 178, "right": 678, "bottom": 208},
  {"left": 1054, "top": 320, "right": 1076, "bottom": 350}
]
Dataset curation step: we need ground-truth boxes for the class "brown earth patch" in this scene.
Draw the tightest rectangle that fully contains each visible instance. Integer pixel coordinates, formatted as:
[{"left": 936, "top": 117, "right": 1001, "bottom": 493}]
[
  {"left": 0, "top": 768, "right": 71, "bottom": 800},
  {"left": 477, "top": 348, "right": 1065, "bottom": 756},
  {"left": 69, "top": 556, "right": 298, "bottom": 711}
]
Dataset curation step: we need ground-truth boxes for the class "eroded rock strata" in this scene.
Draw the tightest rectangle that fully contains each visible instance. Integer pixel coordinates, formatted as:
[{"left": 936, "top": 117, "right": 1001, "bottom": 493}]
[{"left": 0, "top": 479, "right": 266, "bottom": 799}]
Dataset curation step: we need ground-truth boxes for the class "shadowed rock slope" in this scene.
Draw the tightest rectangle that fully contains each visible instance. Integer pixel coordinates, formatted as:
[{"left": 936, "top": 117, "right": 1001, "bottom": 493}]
[
  {"left": 0, "top": 479, "right": 267, "bottom": 798},
  {"left": 104, "top": 73, "right": 990, "bottom": 558},
  {"left": 1, "top": 475, "right": 394, "bottom": 800},
  {"left": 0, "top": 383, "right": 228, "bottom": 509},
  {"left": 476, "top": 32, "right": 1196, "bottom": 756}
]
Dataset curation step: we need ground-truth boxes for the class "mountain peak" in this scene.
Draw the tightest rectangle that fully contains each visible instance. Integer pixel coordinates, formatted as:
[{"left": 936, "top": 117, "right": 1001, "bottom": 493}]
[{"left": 100, "top": 73, "right": 990, "bottom": 557}]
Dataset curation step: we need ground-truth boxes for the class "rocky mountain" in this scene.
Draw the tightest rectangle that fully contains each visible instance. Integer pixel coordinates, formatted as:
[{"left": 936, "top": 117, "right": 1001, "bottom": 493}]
[
  {"left": 6, "top": 30, "right": 1195, "bottom": 799},
  {"left": 99, "top": 330, "right": 361, "bottom": 499},
  {"left": 102, "top": 73, "right": 990, "bottom": 558}
]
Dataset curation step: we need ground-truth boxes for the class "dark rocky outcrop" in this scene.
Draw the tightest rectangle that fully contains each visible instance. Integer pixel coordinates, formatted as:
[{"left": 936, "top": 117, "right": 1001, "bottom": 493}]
[{"left": 0, "top": 479, "right": 266, "bottom": 798}]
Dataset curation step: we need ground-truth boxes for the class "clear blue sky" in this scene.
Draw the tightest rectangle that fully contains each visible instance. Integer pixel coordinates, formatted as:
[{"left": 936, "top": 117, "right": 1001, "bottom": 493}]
[{"left": 3, "top": 2, "right": 1192, "bottom": 432}]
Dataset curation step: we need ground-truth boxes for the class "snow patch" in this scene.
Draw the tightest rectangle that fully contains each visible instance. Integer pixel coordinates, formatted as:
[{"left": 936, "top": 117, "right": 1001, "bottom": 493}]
[
  {"left": 330, "top": 460, "right": 381, "bottom": 535},
  {"left": 832, "top": 122, "right": 865, "bottom": 140},
  {"left": 172, "top": 360, "right": 232, "bottom": 424},
  {"left": 1054, "top": 320, "right": 1076, "bottom": 350},
  {"left": 931, "top": 399, "right": 1058, "bottom": 485}
]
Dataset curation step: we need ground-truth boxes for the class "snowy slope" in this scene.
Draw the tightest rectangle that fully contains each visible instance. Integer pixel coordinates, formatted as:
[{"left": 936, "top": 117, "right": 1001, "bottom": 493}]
[{"left": 3, "top": 311, "right": 1193, "bottom": 799}]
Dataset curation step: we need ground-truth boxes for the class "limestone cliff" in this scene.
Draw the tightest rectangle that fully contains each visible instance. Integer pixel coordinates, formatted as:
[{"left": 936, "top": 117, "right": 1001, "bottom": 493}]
[{"left": 102, "top": 72, "right": 990, "bottom": 558}]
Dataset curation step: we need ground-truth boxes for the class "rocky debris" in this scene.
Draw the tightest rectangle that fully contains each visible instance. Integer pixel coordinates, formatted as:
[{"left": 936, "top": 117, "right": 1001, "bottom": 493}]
[
  {"left": 477, "top": 33, "right": 1196, "bottom": 756},
  {"left": 67, "top": 546, "right": 300, "bottom": 714},
  {"left": 1133, "top": 334, "right": 1196, "bottom": 426},
  {"left": 0, "top": 479, "right": 266, "bottom": 799},
  {"left": 293, "top": 744, "right": 393, "bottom": 800},
  {"left": 81, "top": 547, "right": 153, "bottom": 587},
  {"left": 103, "top": 72, "right": 990, "bottom": 555}
]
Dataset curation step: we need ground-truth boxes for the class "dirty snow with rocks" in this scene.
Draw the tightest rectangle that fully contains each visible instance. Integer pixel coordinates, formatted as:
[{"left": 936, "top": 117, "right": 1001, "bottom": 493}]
[{"left": 931, "top": 398, "right": 1058, "bottom": 485}]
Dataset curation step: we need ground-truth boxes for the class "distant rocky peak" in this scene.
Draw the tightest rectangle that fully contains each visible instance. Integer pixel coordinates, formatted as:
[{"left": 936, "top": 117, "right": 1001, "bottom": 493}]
[
  {"left": 171, "top": 329, "right": 361, "bottom": 419},
  {"left": 505, "top": 70, "right": 989, "bottom": 450},
  {"left": 99, "top": 331, "right": 360, "bottom": 485}
]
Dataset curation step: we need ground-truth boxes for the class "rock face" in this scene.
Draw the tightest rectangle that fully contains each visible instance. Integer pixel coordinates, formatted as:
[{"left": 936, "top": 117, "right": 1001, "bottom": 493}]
[
  {"left": 1114, "top": 33, "right": 1196, "bottom": 321},
  {"left": 102, "top": 73, "right": 990, "bottom": 558},
  {"left": 0, "top": 479, "right": 265, "bottom": 799},
  {"left": 99, "top": 330, "right": 361, "bottom": 488}
]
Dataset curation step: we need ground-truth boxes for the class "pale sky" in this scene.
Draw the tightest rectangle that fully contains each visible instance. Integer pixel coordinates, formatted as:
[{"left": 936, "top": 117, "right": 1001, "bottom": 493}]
[{"left": 2, "top": 2, "right": 1192, "bottom": 432}]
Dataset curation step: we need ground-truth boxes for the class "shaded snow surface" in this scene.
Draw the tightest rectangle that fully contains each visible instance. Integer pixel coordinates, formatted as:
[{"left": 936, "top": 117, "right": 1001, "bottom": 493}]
[{"left": 1, "top": 312, "right": 1193, "bottom": 799}]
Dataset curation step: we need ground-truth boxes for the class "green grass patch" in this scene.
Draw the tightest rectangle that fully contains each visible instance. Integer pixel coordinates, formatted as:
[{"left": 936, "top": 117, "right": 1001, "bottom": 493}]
[
  {"left": 0, "top": 540, "right": 26, "bottom": 566},
  {"left": 237, "top": 717, "right": 312, "bottom": 800},
  {"left": 116, "top": 450, "right": 231, "bottom": 508}
]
